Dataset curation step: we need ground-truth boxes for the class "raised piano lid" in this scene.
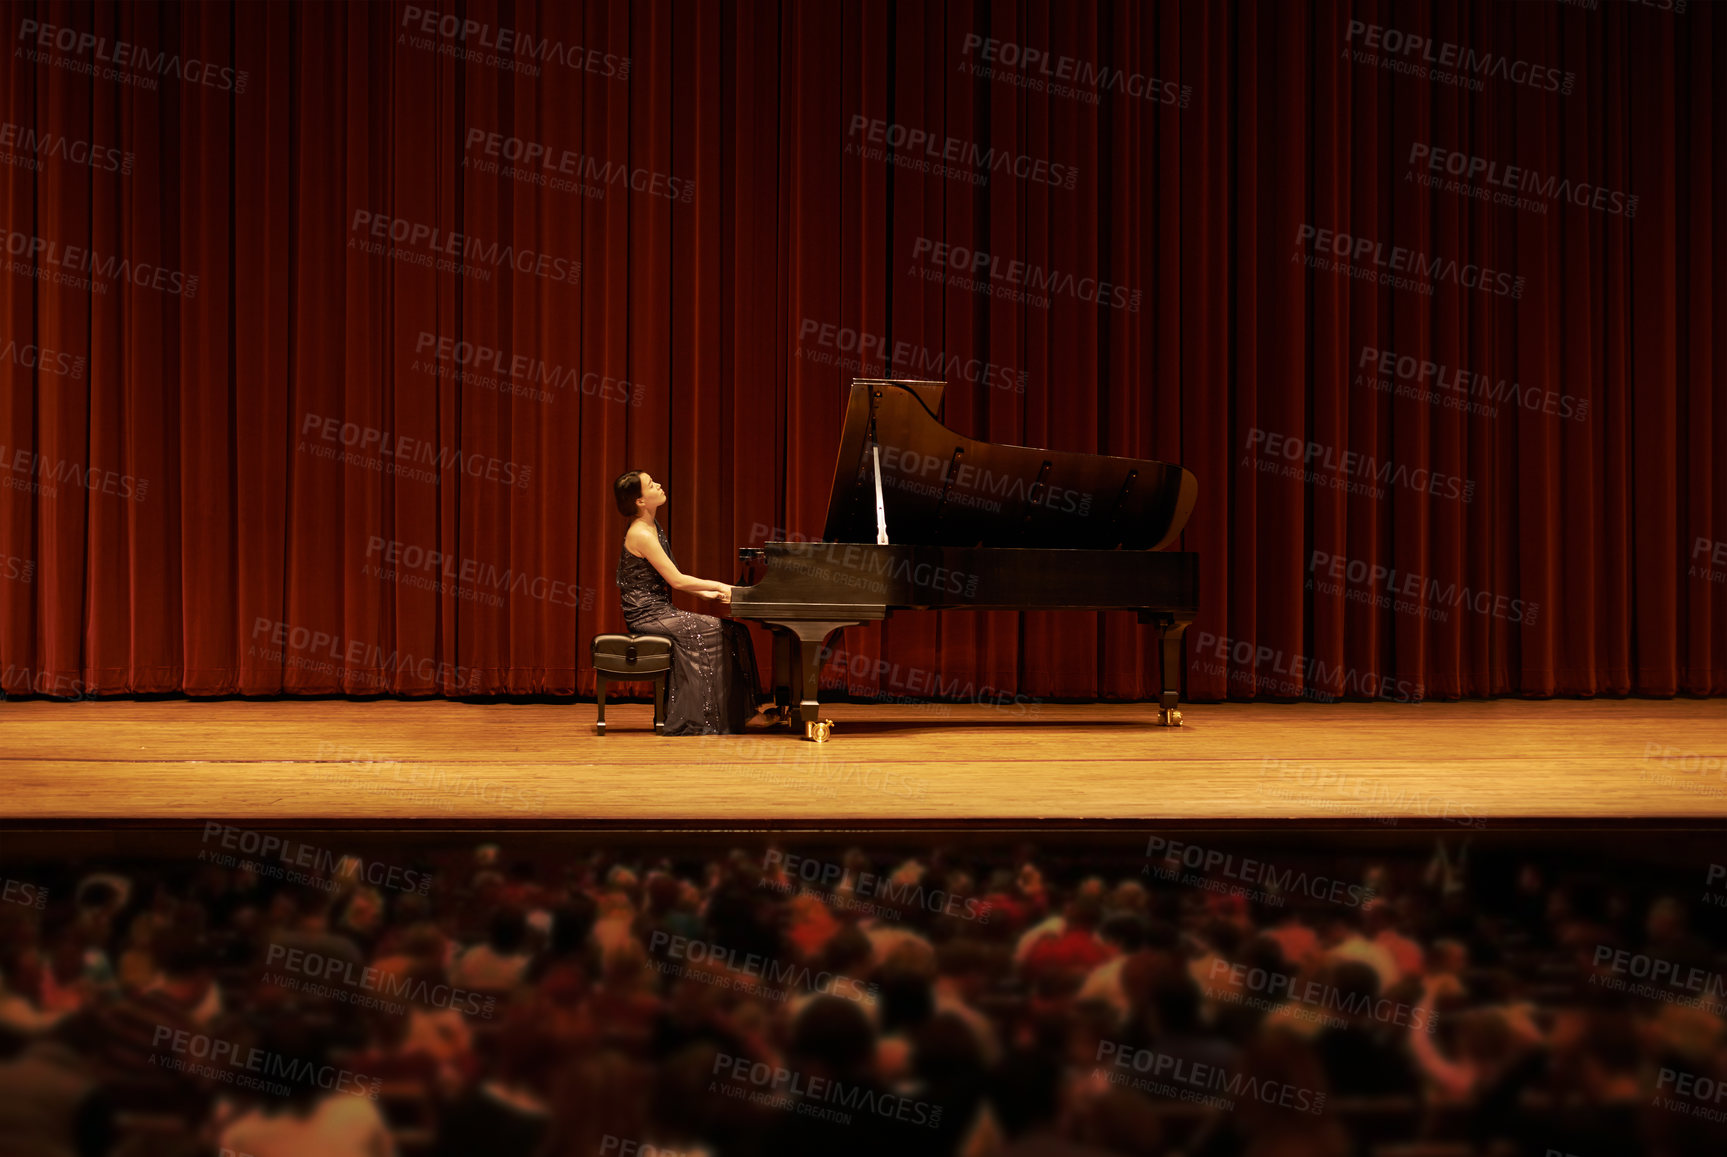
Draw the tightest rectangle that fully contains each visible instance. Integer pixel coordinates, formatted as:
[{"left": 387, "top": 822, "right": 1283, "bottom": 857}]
[{"left": 821, "top": 379, "right": 1197, "bottom": 551}]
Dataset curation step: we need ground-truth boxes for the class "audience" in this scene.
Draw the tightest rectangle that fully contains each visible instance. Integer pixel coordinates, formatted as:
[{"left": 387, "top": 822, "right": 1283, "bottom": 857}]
[
  {"left": 0, "top": 837, "right": 1723, "bottom": 1156},
  {"left": 212, "top": 1018, "right": 395, "bottom": 1157}
]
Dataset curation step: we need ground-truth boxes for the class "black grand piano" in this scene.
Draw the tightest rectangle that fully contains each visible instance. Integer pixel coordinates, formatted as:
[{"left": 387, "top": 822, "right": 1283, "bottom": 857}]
[{"left": 730, "top": 379, "right": 1198, "bottom": 739}]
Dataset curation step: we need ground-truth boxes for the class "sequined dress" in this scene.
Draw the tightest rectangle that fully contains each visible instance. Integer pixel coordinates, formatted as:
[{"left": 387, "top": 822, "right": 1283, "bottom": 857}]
[{"left": 617, "top": 522, "right": 760, "bottom": 736}]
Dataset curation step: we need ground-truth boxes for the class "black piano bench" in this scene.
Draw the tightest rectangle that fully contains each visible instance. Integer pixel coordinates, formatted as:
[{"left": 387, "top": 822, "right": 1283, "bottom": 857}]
[{"left": 591, "top": 634, "right": 675, "bottom": 735}]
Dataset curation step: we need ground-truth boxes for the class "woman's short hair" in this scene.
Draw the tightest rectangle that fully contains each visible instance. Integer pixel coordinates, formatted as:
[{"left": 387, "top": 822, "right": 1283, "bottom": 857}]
[{"left": 613, "top": 470, "right": 644, "bottom": 517}]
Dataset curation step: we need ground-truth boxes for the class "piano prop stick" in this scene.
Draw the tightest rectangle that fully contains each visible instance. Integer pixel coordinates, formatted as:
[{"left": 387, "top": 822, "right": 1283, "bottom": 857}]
[
  {"left": 730, "top": 379, "right": 1199, "bottom": 738},
  {"left": 872, "top": 442, "right": 890, "bottom": 546}
]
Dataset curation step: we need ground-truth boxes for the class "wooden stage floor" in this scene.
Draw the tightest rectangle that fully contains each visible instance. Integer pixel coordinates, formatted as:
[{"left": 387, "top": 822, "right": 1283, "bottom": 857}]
[{"left": 0, "top": 698, "right": 1722, "bottom": 826}]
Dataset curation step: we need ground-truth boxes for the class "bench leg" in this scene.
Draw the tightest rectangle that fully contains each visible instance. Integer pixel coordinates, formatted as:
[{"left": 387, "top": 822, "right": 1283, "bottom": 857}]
[
  {"left": 595, "top": 675, "right": 607, "bottom": 734},
  {"left": 653, "top": 673, "right": 667, "bottom": 734}
]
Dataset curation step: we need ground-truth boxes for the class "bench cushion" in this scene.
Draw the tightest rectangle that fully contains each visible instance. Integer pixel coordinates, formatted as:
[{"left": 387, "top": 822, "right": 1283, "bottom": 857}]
[{"left": 591, "top": 634, "right": 674, "bottom": 675}]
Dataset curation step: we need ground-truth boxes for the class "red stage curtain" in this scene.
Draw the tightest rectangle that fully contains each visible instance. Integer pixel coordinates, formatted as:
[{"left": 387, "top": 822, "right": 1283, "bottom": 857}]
[{"left": 0, "top": 0, "right": 1721, "bottom": 702}]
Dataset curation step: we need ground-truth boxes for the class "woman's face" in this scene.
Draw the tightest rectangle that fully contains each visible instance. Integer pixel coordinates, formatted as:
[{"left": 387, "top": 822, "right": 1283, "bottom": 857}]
[{"left": 636, "top": 472, "right": 667, "bottom": 512}]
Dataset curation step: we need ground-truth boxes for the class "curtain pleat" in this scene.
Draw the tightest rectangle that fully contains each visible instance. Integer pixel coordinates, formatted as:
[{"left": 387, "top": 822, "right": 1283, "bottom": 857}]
[{"left": 0, "top": 0, "right": 1719, "bottom": 702}]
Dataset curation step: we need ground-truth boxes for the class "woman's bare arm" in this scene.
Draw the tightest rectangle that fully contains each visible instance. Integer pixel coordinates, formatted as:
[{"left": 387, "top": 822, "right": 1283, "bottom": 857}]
[
  {"left": 628, "top": 524, "right": 732, "bottom": 600},
  {"left": 1406, "top": 979, "right": 1473, "bottom": 1100}
]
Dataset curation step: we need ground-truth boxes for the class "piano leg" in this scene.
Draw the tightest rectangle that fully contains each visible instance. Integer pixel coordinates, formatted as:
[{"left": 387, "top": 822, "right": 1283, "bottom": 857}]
[
  {"left": 762, "top": 620, "right": 861, "bottom": 737},
  {"left": 1146, "top": 614, "right": 1194, "bottom": 727},
  {"left": 771, "top": 628, "right": 794, "bottom": 715}
]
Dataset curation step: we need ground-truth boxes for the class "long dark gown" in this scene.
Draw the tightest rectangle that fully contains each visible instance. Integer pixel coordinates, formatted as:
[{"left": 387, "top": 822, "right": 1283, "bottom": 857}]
[{"left": 617, "top": 522, "right": 761, "bottom": 735}]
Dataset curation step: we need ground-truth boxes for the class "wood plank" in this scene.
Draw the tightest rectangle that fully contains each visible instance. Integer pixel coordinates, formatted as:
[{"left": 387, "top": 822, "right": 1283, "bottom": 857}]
[{"left": 1, "top": 699, "right": 1721, "bottom": 822}]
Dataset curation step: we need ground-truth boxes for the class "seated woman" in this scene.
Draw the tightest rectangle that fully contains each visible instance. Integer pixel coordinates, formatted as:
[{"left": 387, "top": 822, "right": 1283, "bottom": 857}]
[{"left": 614, "top": 470, "right": 762, "bottom": 735}]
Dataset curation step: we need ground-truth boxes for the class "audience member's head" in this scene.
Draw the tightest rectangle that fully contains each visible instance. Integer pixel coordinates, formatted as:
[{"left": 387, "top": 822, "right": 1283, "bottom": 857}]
[
  {"left": 153, "top": 928, "right": 214, "bottom": 992},
  {"left": 1099, "top": 912, "right": 1148, "bottom": 953},
  {"left": 1327, "top": 960, "right": 1381, "bottom": 1024},
  {"left": 486, "top": 907, "right": 530, "bottom": 956},
  {"left": 1065, "top": 894, "right": 1104, "bottom": 933},
  {"left": 989, "top": 1051, "right": 1064, "bottom": 1138},
  {"left": 788, "top": 996, "right": 876, "bottom": 1078}
]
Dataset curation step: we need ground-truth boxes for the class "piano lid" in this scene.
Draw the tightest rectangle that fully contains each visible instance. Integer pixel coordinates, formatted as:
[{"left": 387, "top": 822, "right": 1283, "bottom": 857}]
[{"left": 820, "top": 379, "right": 1197, "bottom": 551}]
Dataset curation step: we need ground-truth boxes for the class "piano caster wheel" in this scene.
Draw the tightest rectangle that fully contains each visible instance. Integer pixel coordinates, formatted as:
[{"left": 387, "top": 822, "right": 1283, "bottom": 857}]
[
  {"left": 805, "top": 719, "right": 834, "bottom": 743},
  {"left": 1159, "top": 708, "right": 1183, "bottom": 727}
]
